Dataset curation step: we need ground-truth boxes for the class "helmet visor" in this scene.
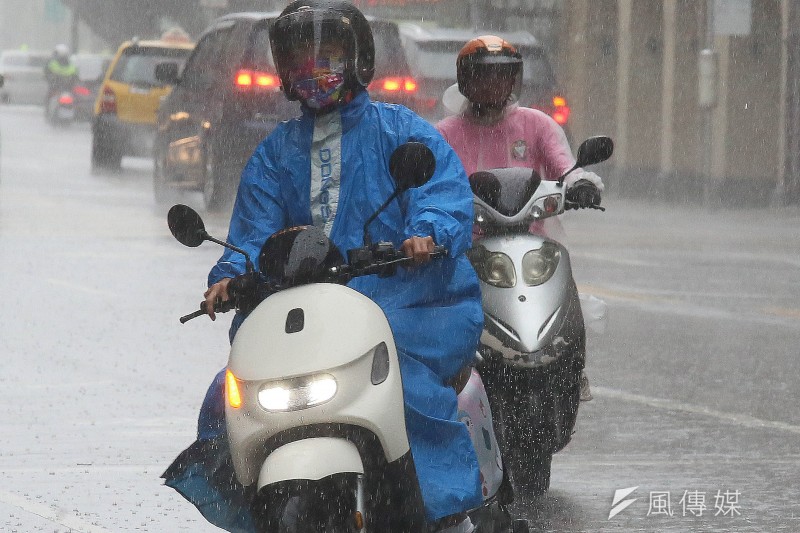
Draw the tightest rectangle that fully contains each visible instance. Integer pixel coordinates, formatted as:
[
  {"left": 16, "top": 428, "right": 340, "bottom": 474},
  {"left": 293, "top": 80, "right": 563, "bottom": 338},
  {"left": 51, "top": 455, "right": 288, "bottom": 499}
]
[
  {"left": 460, "top": 61, "right": 523, "bottom": 105},
  {"left": 271, "top": 11, "right": 358, "bottom": 95}
]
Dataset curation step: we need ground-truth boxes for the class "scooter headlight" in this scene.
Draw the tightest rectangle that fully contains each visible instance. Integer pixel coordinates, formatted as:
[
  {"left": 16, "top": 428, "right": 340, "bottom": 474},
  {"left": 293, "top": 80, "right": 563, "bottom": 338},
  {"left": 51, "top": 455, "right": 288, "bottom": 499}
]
[
  {"left": 522, "top": 242, "right": 560, "bottom": 286},
  {"left": 258, "top": 374, "right": 337, "bottom": 412},
  {"left": 469, "top": 246, "right": 516, "bottom": 288}
]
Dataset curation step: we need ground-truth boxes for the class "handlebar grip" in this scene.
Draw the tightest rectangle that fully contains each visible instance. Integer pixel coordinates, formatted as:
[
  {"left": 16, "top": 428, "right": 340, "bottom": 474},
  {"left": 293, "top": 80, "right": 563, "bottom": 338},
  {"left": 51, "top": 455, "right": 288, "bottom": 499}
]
[
  {"left": 180, "top": 308, "right": 207, "bottom": 324},
  {"left": 179, "top": 299, "right": 234, "bottom": 324},
  {"left": 431, "top": 245, "right": 448, "bottom": 258}
]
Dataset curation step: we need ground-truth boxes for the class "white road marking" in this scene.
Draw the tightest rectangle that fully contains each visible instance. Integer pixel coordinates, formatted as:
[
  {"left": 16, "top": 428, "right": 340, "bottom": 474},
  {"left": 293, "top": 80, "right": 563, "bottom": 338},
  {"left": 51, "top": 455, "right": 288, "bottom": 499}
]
[
  {"left": 0, "top": 489, "right": 112, "bottom": 533},
  {"left": 592, "top": 386, "right": 800, "bottom": 435},
  {"left": 46, "top": 277, "right": 121, "bottom": 297}
]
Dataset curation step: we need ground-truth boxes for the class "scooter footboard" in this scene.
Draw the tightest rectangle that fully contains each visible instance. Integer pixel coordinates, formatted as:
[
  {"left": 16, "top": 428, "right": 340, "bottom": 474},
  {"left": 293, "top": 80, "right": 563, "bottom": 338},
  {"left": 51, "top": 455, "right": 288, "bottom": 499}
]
[{"left": 258, "top": 437, "right": 364, "bottom": 490}]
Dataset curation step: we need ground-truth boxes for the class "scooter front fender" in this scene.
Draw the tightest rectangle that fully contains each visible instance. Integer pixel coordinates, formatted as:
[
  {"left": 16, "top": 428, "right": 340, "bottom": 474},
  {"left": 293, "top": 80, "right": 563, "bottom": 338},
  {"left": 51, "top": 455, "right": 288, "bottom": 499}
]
[{"left": 258, "top": 437, "right": 364, "bottom": 490}]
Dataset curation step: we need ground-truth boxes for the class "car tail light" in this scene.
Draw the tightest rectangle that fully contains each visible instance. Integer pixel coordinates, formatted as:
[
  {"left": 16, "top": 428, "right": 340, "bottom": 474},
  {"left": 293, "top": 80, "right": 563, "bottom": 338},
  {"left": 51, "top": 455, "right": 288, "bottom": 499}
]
[
  {"left": 550, "top": 95, "right": 570, "bottom": 125},
  {"left": 74, "top": 85, "right": 91, "bottom": 97},
  {"left": 235, "top": 69, "right": 279, "bottom": 91},
  {"left": 58, "top": 93, "right": 74, "bottom": 105},
  {"left": 370, "top": 77, "right": 419, "bottom": 94},
  {"left": 99, "top": 86, "right": 116, "bottom": 114}
]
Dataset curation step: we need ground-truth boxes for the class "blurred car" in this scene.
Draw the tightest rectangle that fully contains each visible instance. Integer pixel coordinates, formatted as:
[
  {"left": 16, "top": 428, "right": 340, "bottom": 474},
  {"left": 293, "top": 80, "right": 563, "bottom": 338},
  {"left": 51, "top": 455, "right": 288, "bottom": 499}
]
[
  {"left": 397, "top": 23, "right": 570, "bottom": 126},
  {"left": 154, "top": 12, "right": 419, "bottom": 210},
  {"left": 0, "top": 49, "right": 50, "bottom": 105},
  {"left": 72, "top": 53, "right": 112, "bottom": 121},
  {"left": 365, "top": 17, "right": 432, "bottom": 115},
  {"left": 0, "top": 73, "right": 3, "bottom": 178},
  {"left": 91, "top": 37, "right": 193, "bottom": 171}
]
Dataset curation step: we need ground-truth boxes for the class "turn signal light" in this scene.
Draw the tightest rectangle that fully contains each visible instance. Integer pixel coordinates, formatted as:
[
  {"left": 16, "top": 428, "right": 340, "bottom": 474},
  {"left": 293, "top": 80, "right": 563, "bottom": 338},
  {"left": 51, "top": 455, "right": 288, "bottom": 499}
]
[{"left": 226, "top": 369, "right": 242, "bottom": 408}]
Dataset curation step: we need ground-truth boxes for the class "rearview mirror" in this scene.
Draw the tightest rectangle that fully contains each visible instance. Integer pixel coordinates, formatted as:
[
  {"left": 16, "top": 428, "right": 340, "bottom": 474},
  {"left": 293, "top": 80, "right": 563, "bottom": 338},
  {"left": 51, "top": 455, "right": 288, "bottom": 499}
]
[
  {"left": 389, "top": 142, "right": 436, "bottom": 193},
  {"left": 575, "top": 136, "right": 614, "bottom": 168},
  {"left": 155, "top": 62, "right": 180, "bottom": 85},
  {"left": 167, "top": 204, "right": 207, "bottom": 247}
]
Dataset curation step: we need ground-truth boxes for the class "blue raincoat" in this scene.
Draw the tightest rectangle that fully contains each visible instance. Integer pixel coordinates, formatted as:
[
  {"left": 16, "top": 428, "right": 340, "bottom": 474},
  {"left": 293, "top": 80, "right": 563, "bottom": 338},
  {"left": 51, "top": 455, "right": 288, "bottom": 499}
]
[{"left": 164, "top": 91, "right": 484, "bottom": 528}]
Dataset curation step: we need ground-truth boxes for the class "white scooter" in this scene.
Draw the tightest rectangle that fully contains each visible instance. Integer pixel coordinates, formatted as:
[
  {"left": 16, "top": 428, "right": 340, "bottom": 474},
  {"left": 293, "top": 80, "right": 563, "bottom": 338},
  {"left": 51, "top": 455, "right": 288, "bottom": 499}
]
[
  {"left": 168, "top": 143, "right": 523, "bottom": 532},
  {"left": 467, "top": 136, "right": 613, "bottom": 498}
]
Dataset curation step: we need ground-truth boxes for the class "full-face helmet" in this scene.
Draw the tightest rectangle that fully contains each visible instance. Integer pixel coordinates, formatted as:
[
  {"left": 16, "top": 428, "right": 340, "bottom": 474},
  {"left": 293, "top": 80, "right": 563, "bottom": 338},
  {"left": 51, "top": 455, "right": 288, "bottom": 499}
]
[
  {"left": 269, "top": 0, "right": 375, "bottom": 111},
  {"left": 457, "top": 35, "right": 523, "bottom": 107}
]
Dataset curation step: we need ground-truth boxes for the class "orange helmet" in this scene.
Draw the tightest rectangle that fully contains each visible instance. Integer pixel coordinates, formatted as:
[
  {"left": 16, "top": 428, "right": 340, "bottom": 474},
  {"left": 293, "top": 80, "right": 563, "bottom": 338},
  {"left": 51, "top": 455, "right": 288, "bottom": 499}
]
[{"left": 457, "top": 35, "right": 523, "bottom": 104}]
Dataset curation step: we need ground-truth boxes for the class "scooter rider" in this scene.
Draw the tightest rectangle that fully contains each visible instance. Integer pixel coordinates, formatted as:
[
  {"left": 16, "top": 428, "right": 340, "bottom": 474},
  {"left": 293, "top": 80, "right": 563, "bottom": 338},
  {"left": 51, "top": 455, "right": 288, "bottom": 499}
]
[
  {"left": 44, "top": 44, "right": 78, "bottom": 100},
  {"left": 436, "top": 35, "right": 603, "bottom": 400},
  {"left": 436, "top": 36, "right": 604, "bottom": 235},
  {"left": 163, "top": 2, "right": 484, "bottom": 532}
]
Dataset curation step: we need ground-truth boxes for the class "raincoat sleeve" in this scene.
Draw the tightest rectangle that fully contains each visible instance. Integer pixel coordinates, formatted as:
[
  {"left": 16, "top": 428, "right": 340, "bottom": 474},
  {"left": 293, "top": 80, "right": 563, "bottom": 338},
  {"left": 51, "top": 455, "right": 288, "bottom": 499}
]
[
  {"left": 208, "top": 133, "right": 289, "bottom": 286},
  {"left": 529, "top": 108, "right": 576, "bottom": 181},
  {"left": 401, "top": 115, "right": 474, "bottom": 258}
]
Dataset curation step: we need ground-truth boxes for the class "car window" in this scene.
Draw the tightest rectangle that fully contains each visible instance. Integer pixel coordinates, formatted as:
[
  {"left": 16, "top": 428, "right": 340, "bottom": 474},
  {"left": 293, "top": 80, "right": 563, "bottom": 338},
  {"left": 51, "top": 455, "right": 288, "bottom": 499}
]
[
  {"left": 73, "top": 55, "right": 110, "bottom": 82},
  {"left": 371, "top": 23, "right": 410, "bottom": 78},
  {"left": 408, "top": 40, "right": 554, "bottom": 85},
  {"left": 181, "top": 27, "right": 235, "bottom": 89},
  {"left": 110, "top": 46, "right": 190, "bottom": 87},
  {"left": 249, "top": 23, "right": 275, "bottom": 71},
  {"left": 1, "top": 53, "right": 48, "bottom": 68}
]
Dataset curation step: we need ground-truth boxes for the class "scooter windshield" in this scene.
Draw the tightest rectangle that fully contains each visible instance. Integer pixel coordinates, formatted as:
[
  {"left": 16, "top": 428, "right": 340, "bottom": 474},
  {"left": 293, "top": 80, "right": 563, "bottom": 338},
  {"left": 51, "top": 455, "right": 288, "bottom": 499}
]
[
  {"left": 469, "top": 167, "right": 542, "bottom": 217},
  {"left": 259, "top": 226, "right": 345, "bottom": 288}
]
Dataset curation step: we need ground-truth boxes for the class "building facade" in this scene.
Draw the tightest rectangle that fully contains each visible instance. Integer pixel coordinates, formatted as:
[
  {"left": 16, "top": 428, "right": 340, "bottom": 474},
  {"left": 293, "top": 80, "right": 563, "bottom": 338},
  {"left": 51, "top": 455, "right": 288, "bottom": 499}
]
[{"left": 557, "top": 0, "right": 795, "bottom": 204}]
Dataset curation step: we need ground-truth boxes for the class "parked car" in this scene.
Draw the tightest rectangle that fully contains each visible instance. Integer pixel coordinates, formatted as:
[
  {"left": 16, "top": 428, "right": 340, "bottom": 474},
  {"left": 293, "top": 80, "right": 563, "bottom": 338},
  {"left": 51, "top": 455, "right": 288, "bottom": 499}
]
[
  {"left": 72, "top": 53, "right": 112, "bottom": 121},
  {"left": 154, "top": 12, "right": 420, "bottom": 210},
  {"left": 91, "top": 37, "right": 193, "bottom": 171},
  {"left": 0, "top": 49, "right": 50, "bottom": 105},
  {"left": 397, "top": 23, "right": 570, "bottom": 126}
]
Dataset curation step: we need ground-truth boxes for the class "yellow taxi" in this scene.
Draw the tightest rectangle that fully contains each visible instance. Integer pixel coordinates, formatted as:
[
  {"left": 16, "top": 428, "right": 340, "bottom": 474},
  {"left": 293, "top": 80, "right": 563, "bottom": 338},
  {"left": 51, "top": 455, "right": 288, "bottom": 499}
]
[{"left": 91, "top": 32, "right": 193, "bottom": 171}]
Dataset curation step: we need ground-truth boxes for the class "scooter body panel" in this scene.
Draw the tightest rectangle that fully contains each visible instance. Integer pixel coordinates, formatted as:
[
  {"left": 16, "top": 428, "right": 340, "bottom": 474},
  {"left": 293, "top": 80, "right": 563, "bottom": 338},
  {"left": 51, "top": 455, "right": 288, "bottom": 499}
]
[
  {"left": 475, "top": 233, "right": 576, "bottom": 363},
  {"left": 226, "top": 283, "right": 410, "bottom": 487}
]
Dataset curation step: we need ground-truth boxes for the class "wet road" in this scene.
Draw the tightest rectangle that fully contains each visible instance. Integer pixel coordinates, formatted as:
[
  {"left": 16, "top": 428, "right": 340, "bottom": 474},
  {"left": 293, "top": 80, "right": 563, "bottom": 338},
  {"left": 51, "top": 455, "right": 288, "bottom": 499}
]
[{"left": 1, "top": 105, "right": 799, "bottom": 532}]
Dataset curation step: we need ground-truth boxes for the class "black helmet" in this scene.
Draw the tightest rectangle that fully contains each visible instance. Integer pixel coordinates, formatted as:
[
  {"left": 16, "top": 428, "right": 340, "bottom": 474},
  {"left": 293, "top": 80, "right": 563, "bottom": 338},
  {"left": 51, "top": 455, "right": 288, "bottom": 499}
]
[{"left": 270, "top": 0, "right": 375, "bottom": 102}]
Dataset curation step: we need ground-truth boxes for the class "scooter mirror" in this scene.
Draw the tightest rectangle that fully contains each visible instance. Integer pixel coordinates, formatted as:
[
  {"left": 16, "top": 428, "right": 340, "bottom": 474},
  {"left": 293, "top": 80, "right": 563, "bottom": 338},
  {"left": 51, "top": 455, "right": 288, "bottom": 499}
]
[
  {"left": 167, "top": 204, "right": 207, "bottom": 247},
  {"left": 575, "top": 136, "right": 614, "bottom": 168},
  {"left": 389, "top": 142, "right": 436, "bottom": 193}
]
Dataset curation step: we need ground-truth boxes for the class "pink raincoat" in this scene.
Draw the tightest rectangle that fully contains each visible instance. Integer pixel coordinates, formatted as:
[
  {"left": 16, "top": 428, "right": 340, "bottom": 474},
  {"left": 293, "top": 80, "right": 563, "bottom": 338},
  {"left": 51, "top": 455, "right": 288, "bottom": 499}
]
[{"left": 437, "top": 106, "right": 575, "bottom": 239}]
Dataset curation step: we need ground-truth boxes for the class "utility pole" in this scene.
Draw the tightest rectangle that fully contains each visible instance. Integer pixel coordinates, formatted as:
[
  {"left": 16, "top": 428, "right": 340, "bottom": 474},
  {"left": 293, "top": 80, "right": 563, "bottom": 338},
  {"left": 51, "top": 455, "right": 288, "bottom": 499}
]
[
  {"left": 699, "top": 0, "right": 717, "bottom": 207},
  {"left": 70, "top": 6, "right": 80, "bottom": 53}
]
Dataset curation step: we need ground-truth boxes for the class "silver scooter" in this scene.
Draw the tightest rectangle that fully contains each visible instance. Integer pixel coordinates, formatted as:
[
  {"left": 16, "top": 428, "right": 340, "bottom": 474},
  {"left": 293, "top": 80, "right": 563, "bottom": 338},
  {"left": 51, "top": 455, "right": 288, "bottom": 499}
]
[{"left": 467, "top": 136, "right": 613, "bottom": 498}]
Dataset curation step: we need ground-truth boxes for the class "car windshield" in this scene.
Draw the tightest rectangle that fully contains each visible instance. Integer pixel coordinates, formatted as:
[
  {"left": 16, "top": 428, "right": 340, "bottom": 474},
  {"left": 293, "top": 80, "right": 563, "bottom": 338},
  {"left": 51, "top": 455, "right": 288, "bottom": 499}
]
[
  {"left": 407, "top": 40, "right": 553, "bottom": 84},
  {"left": 110, "top": 46, "right": 190, "bottom": 86}
]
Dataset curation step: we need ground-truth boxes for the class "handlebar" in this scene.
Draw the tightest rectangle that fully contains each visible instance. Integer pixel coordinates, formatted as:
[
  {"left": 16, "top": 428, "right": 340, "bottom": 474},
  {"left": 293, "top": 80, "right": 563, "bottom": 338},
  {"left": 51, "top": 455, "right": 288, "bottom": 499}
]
[
  {"left": 180, "top": 299, "right": 234, "bottom": 324},
  {"left": 179, "top": 244, "right": 449, "bottom": 323}
]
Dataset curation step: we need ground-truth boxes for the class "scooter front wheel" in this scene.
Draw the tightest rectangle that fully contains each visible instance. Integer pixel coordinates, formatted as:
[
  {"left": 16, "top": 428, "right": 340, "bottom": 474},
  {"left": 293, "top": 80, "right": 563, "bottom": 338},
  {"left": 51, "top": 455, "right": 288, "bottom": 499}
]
[{"left": 252, "top": 477, "right": 360, "bottom": 533}]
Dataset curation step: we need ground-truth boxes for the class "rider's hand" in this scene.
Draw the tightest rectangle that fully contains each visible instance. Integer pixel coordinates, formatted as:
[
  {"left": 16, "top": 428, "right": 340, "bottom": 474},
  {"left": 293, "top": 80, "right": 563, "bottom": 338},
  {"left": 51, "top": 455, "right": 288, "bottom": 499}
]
[
  {"left": 204, "top": 278, "right": 232, "bottom": 321},
  {"left": 565, "top": 179, "right": 602, "bottom": 209},
  {"left": 402, "top": 235, "right": 435, "bottom": 264}
]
